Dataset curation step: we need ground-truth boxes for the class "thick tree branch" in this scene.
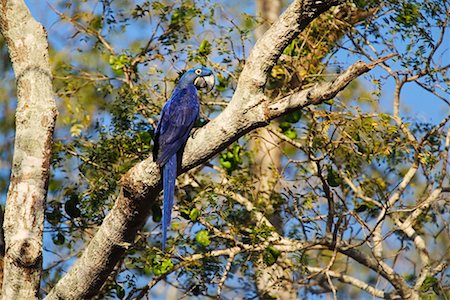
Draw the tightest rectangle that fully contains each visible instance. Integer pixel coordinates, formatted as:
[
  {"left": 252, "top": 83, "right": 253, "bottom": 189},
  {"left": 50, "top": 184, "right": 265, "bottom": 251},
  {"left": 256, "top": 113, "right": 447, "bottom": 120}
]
[
  {"left": 0, "top": 0, "right": 57, "bottom": 298},
  {"left": 237, "top": 0, "right": 344, "bottom": 92}
]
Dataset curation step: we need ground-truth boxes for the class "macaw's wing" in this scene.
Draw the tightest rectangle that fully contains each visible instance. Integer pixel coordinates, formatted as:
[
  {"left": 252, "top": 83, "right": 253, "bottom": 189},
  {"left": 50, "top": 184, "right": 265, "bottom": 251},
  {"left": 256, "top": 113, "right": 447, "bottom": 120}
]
[{"left": 153, "top": 89, "right": 199, "bottom": 166}]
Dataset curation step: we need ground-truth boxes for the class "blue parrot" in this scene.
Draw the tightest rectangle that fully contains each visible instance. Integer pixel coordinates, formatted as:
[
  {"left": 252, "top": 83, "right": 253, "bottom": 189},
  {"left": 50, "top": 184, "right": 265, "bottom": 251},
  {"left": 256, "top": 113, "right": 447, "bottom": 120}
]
[{"left": 153, "top": 67, "right": 214, "bottom": 250}]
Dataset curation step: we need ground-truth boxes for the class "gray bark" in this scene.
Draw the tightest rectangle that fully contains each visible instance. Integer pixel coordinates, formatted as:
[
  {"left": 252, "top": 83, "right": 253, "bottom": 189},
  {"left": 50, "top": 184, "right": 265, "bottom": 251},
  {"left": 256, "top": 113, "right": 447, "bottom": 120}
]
[
  {"left": 251, "top": 0, "right": 283, "bottom": 224},
  {"left": 252, "top": 1, "right": 297, "bottom": 299},
  {"left": 0, "top": 0, "right": 57, "bottom": 299},
  {"left": 43, "top": 1, "right": 400, "bottom": 299}
]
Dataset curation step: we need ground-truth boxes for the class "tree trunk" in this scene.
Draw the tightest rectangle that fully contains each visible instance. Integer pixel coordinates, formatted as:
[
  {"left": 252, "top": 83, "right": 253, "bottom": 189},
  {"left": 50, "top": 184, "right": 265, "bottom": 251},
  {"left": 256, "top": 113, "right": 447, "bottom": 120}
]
[
  {"left": 251, "top": 2, "right": 298, "bottom": 299},
  {"left": 0, "top": 1, "right": 57, "bottom": 298},
  {"left": 251, "top": 0, "right": 283, "bottom": 231}
]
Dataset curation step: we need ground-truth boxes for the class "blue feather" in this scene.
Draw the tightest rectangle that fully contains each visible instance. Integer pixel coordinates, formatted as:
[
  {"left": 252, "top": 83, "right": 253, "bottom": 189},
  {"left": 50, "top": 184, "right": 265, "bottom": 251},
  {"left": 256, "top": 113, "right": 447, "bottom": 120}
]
[
  {"left": 162, "top": 154, "right": 177, "bottom": 251},
  {"left": 153, "top": 67, "right": 214, "bottom": 250}
]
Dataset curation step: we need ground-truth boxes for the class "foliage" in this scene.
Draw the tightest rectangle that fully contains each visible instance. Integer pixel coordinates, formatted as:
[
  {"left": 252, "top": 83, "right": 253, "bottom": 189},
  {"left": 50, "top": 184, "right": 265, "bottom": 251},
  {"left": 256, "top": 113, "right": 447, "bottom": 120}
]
[{"left": 1, "top": 0, "right": 449, "bottom": 299}]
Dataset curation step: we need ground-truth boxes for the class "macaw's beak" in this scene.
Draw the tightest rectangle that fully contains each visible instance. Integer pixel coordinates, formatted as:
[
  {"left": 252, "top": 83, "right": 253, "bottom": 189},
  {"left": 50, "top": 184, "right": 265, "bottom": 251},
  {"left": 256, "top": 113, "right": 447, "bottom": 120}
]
[{"left": 194, "top": 74, "right": 215, "bottom": 93}]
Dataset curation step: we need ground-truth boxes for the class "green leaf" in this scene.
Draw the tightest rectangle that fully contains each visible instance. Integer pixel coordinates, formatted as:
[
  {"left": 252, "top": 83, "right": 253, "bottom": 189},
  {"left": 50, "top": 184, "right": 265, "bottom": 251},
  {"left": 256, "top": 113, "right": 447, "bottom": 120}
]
[
  {"left": 180, "top": 208, "right": 190, "bottom": 220},
  {"left": 53, "top": 232, "right": 65, "bottom": 245},
  {"left": 189, "top": 208, "right": 200, "bottom": 222},
  {"left": 198, "top": 40, "right": 212, "bottom": 56},
  {"left": 283, "top": 39, "right": 298, "bottom": 56},
  {"left": 232, "top": 144, "right": 242, "bottom": 163},
  {"left": 116, "top": 285, "right": 125, "bottom": 299},
  {"left": 395, "top": 3, "right": 420, "bottom": 27},
  {"left": 195, "top": 230, "right": 210, "bottom": 247},
  {"left": 47, "top": 208, "right": 62, "bottom": 226},
  {"left": 327, "top": 167, "right": 342, "bottom": 187},
  {"left": 263, "top": 246, "right": 281, "bottom": 266},
  {"left": 65, "top": 195, "right": 81, "bottom": 218},
  {"left": 279, "top": 121, "right": 291, "bottom": 131},
  {"left": 284, "top": 111, "right": 302, "bottom": 123},
  {"left": 108, "top": 54, "right": 130, "bottom": 74},
  {"left": 143, "top": 264, "right": 152, "bottom": 275},
  {"left": 153, "top": 257, "right": 173, "bottom": 276},
  {"left": 90, "top": 16, "right": 102, "bottom": 30},
  {"left": 219, "top": 144, "right": 243, "bottom": 174},
  {"left": 420, "top": 276, "right": 438, "bottom": 293},
  {"left": 355, "top": 202, "right": 375, "bottom": 213},
  {"left": 284, "top": 129, "right": 297, "bottom": 140},
  {"left": 70, "top": 124, "right": 84, "bottom": 137},
  {"left": 220, "top": 158, "right": 232, "bottom": 170},
  {"left": 152, "top": 204, "right": 162, "bottom": 223}
]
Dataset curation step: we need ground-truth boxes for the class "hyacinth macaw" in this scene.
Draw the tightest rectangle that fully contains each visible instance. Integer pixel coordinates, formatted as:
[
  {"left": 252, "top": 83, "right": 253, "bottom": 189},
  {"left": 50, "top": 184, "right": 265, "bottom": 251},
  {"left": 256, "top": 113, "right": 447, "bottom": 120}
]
[{"left": 153, "top": 67, "right": 214, "bottom": 250}]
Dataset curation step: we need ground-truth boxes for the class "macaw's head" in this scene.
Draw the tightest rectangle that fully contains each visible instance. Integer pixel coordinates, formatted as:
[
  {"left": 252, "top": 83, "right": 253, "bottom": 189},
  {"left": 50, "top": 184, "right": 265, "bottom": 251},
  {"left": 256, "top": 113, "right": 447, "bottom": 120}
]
[{"left": 179, "top": 67, "right": 215, "bottom": 93}]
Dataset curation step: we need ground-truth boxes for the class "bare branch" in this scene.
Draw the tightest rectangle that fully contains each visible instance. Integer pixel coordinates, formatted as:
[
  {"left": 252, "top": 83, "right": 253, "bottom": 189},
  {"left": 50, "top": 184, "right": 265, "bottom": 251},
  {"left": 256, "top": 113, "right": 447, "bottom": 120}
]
[
  {"left": 216, "top": 252, "right": 235, "bottom": 299},
  {"left": 324, "top": 241, "right": 412, "bottom": 299},
  {"left": 414, "top": 261, "right": 448, "bottom": 293},
  {"left": 387, "top": 164, "right": 419, "bottom": 208},
  {"left": 341, "top": 173, "right": 383, "bottom": 209},
  {"left": 307, "top": 267, "right": 391, "bottom": 299},
  {"left": 393, "top": 79, "right": 405, "bottom": 119},
  {"left": 392, "top": 189, "right": 442, "bottom": 275},
  {"left": 49, "top": 4, "right": 114, "bottom": 54},
  {"left": 268, "top": 54, "right": 397, "bottom": 118}
]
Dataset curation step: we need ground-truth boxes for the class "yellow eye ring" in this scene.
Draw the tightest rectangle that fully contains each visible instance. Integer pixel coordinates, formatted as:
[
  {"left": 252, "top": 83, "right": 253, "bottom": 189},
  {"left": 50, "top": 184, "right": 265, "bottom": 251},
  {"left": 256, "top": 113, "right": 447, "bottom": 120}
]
[{"left": 195, "top": 69, "right": 202, "bottom": 75}]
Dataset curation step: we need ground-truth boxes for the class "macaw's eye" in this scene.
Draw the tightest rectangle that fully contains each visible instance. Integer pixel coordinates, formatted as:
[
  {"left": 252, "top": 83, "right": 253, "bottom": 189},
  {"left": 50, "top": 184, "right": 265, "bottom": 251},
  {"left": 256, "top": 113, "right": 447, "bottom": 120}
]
[{"left": 195, "top": 69, "right": 202, "bottom": 75}]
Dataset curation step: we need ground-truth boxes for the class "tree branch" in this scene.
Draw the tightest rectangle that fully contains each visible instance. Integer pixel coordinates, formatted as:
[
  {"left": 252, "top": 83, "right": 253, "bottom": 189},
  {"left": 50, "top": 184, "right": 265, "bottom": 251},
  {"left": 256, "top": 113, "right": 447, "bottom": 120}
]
[
  {"left": 216, "top": 251, "right": 235, "bottom": 299},
  {"left": 323, "top": 241, "right": 413, "bottom": 299},
  {"left": 0, "top": 0, "right": 57, "bottom": 298},
  {"left": 268, "top": 54, "right": 397, "bottom": 118},
  {"left": 307, "top": 267, "right": 392, "bottom": 299},
  {"left": 237, "top": 0, "right": 344, "bottom": 92}
]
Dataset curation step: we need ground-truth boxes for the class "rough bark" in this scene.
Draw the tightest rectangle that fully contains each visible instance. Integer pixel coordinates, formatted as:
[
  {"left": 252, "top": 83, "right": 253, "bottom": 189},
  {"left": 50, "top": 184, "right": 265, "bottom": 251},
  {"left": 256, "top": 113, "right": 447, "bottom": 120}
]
[
  {"left": 251, "top": 0, "right": 283, "bottom": 225},
  {"left": 43, "top": 1, "right": 400, "bottom": 299},
  {"left": 251, "top": 1, "right": 296, "bottom": 299},
  {"left": 0, "top": 0, "right": 57, "bottom": 299}
]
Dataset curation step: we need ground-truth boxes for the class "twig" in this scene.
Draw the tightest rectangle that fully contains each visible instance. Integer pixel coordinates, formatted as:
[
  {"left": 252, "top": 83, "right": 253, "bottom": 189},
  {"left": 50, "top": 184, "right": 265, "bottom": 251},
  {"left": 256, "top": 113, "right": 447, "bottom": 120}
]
[
  {"left": 307, "top": 267, "right": 392, "bottom": 299},
  {"left": 216, "top": 252, "right": 236, "bottom": 299}
]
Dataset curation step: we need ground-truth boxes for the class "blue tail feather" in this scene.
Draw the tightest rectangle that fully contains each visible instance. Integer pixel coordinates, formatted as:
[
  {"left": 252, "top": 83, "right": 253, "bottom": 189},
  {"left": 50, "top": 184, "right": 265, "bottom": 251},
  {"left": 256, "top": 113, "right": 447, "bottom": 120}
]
[{"left": 162, "top": 154, "right": 177, "bottom": 251}]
